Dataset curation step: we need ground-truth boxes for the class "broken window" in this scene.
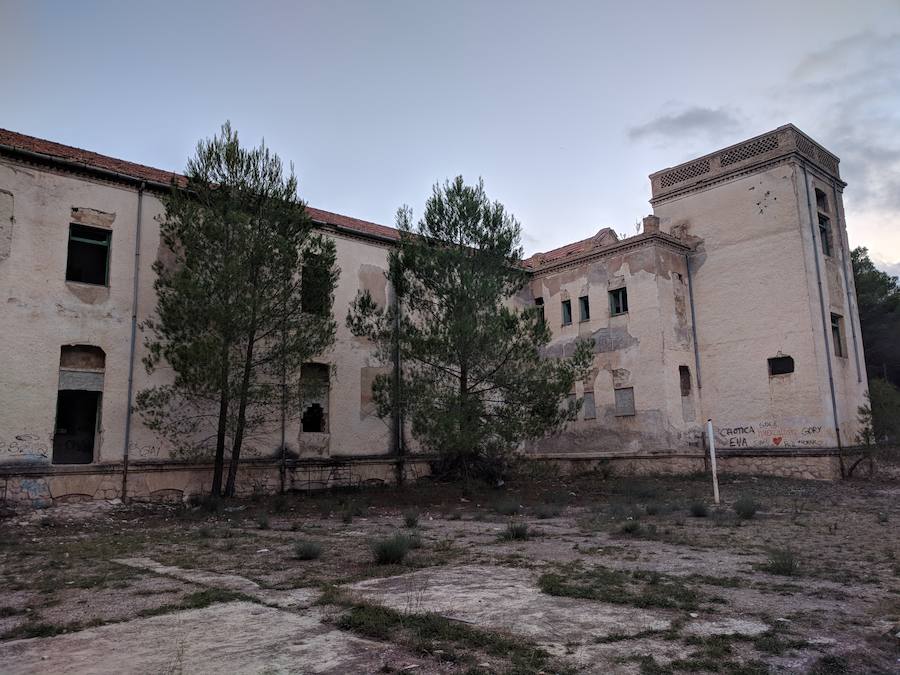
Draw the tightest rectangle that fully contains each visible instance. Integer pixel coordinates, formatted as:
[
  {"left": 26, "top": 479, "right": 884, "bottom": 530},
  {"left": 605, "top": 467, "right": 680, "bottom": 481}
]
[
  {"left": 579, "top": 295, "right": 590, "bottom": 322},
  {"left": 831, "top": 314, "right": 845, "bottom": 358},
  {"left": 53, "top": 345, "right": 105, "bottom": 465},
  {"left": 679, "top": 366, "right": 691, "bottom": 396},
  {"left": 301, "top": 253, "right": 331, "bottom": 316},
  {"left": 66, "top": 224, "right": 110, "bottom": 285},
  {"left": 582, "top": 391, "right": 597, "bottom": 420},
  {"left": 609, "top": 287, "right": 628, "bottom": 316},
  {"left": 561, "top": 299, "right": 572, "bottom": 326},
  {"left": 300, "top": 363, "right": 330, "bottom": 432},
  {"left": 815, "top": 188, "right": 829, "bottom": 213},
  {"left": 818, "top": 214, "right": 832, "bottom": 257},
  {"left": 614, "top": 387, "right": 635, "bottom": 416},
  {"left": 534, "top": 297, "right": 545, "bottom": 323},
  {"left": 768, "top": 356, "right": 794, "bottom": 376}
]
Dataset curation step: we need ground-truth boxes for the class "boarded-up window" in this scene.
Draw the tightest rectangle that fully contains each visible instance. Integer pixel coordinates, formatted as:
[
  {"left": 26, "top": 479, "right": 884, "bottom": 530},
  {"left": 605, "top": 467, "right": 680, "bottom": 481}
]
[
  {"left": 582, "top": 391, "right": 596, "bottom": 420},
  {"left": 614, "top": 387, "right": 635, "bottom": 416}
]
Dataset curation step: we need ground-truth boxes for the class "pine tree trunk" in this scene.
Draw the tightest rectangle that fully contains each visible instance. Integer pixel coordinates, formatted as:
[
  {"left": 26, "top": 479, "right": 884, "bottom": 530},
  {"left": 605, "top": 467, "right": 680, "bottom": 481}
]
[
  {"left": 224, "top": 331, "right": 256, "bottom": 497},
  {"left": 211, "top": 356, "right": 230, "bottom": 497}
]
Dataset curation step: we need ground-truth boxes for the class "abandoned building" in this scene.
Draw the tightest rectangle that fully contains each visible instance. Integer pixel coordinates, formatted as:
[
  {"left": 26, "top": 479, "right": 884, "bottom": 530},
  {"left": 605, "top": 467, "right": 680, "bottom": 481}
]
[{"left": 0, "top": 124, "right": 867, "bottom": 505}]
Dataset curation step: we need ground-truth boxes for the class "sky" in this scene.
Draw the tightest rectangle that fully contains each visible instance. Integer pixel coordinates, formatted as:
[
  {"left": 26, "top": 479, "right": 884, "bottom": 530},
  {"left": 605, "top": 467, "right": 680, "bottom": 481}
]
[{"left": 2, "top": 0, "right": 899, "bottom": 274}]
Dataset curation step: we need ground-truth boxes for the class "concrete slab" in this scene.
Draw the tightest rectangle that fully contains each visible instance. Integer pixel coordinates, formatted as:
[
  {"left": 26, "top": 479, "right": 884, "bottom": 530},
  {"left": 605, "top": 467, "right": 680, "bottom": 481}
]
[
  {"left": 0, "top": 602, "right": 426, "bottom": 675},
  {"left": 113, "top": 557, "right": 316, "bottom": 609}
]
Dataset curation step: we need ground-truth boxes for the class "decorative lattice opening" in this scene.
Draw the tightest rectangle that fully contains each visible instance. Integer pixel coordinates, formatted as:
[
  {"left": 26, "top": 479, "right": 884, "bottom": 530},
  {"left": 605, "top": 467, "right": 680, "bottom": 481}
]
[
  {"left": 658, "top": 158, "right": 711, "bottom": 188},
  {"left": 720, "top": 135, "right": 779, "bottom": 166},
  {"left": 795, "top": 134, "right": 817, "bottom": 159},
  {"left": 816, "top": 150, "right": 839, "bottom": 175}
]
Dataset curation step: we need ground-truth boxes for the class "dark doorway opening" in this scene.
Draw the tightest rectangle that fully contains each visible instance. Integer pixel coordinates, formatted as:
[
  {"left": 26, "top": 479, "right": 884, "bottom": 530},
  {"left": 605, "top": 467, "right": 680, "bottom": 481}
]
[
  {"left": 301, "top": 403, "right": 324, "bottom": 433},
  {"left": 53, "top": 390, "right": 100, "bottom": 464}
]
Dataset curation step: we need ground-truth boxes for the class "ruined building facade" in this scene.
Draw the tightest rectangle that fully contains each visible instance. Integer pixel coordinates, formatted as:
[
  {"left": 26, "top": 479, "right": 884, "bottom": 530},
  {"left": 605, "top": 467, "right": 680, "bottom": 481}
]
[{"left": 0, "top": 124, "right": 867, "bottom": 505}]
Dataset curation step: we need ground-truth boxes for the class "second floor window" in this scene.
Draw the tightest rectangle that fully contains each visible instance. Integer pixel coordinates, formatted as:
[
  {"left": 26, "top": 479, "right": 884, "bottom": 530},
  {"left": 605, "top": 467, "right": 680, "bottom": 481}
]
[
  {"left": 561, "top": 299, "right": 572, "bottom": 325},
  {"left": 66, "top": 224, "right": 110, "bottom": 286},
  {"left": 579, "top": 295, "right": 590, "bottom": 322},
  {"left": 534, "top": 297, "right": 544, "bottom": 323},
  {"left": 609, "top": 287, "right": 628, "bottom": 316},
  {"left": 818, "top": 214, "right": 832, "bottom": 257}
]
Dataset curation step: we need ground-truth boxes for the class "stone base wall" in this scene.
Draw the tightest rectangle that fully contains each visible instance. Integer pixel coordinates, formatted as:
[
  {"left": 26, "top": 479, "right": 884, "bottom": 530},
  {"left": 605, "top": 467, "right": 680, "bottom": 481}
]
[{"left": 1, "top": 450, "right": 844, "bottom": 508}]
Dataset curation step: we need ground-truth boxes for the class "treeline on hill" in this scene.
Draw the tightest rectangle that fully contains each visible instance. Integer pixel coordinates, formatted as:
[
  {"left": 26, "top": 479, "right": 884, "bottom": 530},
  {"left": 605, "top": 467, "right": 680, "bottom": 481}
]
[{"left": 851, "top": 247, "right": 900, "bottom": 445}]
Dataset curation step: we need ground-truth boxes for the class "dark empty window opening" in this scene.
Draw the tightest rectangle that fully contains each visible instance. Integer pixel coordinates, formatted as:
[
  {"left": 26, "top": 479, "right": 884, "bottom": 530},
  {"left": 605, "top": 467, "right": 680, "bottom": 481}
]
[
  {"left": 679, "top": 365, "right": 691, "bottom": 396},
  {"left": 301, "top": 254, "right": 330, "bottom": 316},
  {"left": 301, "top": 403, "right": 325, "bottom": 432},
  {"left": 768, "top": 356, "right": 795, "bottom": 376},
  {"left": 561, "top": 299, "right": 572, "bottom": 326},
  {"left": 609, "top": 287, "right": 628, "bottom": 316},
  {"left": 66, "top": 224, "right": 110, "bottom": 286},
  {"left": 578, "top": 295, "right": 590, "bottom": 322},
  {"left": 53, "top": 390, "right": 100, "bottom": 464},
  {"left": 815, "top": 188, "right": 829, "bottom": 213},
  {"left": 534, "top": 297, "right": 545, "bottom": 323},
  {"left": 831, "top": 314, "right": 845, "bottom": 358},
  {"left": 818, "top": 214, "right": 832, "bottom": 257}
]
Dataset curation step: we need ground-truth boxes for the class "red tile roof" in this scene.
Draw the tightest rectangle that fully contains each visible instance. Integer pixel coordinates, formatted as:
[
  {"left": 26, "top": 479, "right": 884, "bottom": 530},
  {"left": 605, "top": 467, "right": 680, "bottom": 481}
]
[{"left": 0, "top": 127, "right": 619, "bottom": 262}]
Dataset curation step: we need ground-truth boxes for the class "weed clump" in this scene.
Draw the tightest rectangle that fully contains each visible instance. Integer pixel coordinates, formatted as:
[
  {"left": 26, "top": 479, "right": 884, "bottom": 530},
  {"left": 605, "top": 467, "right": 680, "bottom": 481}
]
[
  {"left": 689, "top": 501, "right": 709, "bottom": 518},
  {"left": 533, "top": 503, "right": 564, "bottom": 519},
  {"left": 618, "top": 520, "right": 643, "bottom": 536},
  {"left": 733, "top": 495, "right": 760, "bottom": 520},
  {"left": 761, "top": 548, "right": 800, "bottom": 576},
  {"left": 493, "top": 497, "right": 521, "bottom": 516},
  {"left": 256, "top": 514, "right": 270, "bottom": 530},
  {"left": 403, "top": 508, "right": 420, "bottom": 528},
  {"left": 499, "top": 521, "right": 531, "bottom": 541},
  {"left": 294, "top": 540, "right": 323, "bottom": 560},
  {"left": 371, "top": 534, "right": 410, "bottom": 565}
]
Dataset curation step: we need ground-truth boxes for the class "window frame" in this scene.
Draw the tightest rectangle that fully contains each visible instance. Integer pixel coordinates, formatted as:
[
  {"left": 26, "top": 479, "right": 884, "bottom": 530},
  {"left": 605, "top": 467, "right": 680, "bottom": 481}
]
[
  {"left": 830, "top": 314, "right": 845, "bottom": 358},
  {"left": 66, "top": 223, "right": 111, "bottom": 286},
  {"left": 561, "top": 299, "right": 572, "bottom": 326},
  {"left": 534, "top": 297, "right": 545, "bottom": 323},
  {"left": 818, "top": 213, "right": 833, "bottom": 258},
  {"left": 613, "top": 386, "right": 635, "bottom": 417},
  {"left": 609, "top": 287, "right": 628, "bottom": 316},
  {"left": 578, "top": 295, "right": 590, "bottom": 322}
]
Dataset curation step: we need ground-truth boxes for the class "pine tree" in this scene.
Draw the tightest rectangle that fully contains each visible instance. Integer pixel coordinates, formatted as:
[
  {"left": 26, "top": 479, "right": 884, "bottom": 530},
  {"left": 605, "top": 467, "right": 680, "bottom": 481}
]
[
  {"left": 348, "top": 177, "right": 592, "bottom": 482},
  {"left": 137, "top": 123, "right": 338, "bottom": 497}
]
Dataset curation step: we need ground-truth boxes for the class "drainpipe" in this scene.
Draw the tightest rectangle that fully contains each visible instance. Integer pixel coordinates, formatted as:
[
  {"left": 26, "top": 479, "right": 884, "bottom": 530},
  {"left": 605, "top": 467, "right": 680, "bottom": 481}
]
[
  {"left": 685, "top": 253, "right": 702, "bottom": 390},
  {"left": 122, "top": 182, "right": 145, "bottom": 502},
  {"left": 831, "top": 183, "right": 862, "bottom": 384},
  {"left": 800, "top": 165, "right": 842, "bottom": 455}
]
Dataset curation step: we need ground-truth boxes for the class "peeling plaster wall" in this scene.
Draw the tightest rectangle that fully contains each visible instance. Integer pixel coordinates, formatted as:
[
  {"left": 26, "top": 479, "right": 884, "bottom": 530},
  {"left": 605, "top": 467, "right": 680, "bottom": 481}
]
[{"left": 653, "top": 161, "right": 867, "bottom": 451}]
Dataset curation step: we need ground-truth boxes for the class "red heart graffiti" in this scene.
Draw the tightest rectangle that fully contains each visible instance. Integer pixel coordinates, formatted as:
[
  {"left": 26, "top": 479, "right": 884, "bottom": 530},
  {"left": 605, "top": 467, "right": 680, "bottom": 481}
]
[{"left": 772, "top": 437, "right": 783, "bottom": 445}]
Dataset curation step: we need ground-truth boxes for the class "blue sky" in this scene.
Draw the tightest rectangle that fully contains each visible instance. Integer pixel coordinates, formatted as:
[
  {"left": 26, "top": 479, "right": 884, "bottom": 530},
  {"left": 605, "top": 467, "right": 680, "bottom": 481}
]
[{"left": 2, "top": 0, "right": 899, "bottom": 272}]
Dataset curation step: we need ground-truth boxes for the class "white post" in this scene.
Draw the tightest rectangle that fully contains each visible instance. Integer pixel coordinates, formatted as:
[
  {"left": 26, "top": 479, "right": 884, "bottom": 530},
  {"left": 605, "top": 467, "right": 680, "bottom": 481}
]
[{"left": 706, "top": 419, "right": 720, "bottom": 505}]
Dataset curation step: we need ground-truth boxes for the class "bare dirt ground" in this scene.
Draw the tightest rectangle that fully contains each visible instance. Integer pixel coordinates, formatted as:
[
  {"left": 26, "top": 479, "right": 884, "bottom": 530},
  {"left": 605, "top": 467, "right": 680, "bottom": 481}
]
[{"left": 1, "top": 468, "right": 898, "bottom": 674}]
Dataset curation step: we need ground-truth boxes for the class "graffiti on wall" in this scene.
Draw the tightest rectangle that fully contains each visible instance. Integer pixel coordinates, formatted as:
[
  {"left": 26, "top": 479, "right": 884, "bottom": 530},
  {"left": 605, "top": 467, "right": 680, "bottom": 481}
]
[
  {"left": 715, "top": 421, "right": 826, "bottom": 449},
  {"left": 0, "top": 434, "right": 49, "bottom": 460}
]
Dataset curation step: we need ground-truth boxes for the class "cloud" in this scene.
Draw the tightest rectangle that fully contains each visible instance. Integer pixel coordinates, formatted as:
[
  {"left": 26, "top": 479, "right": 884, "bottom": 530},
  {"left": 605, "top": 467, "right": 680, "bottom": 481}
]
[{"left": 627, "top": 106, "right": 741, "bottom": 142}]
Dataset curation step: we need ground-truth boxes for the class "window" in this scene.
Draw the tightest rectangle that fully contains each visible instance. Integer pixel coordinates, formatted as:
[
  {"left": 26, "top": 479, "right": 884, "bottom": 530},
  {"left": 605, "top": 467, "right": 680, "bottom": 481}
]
[
  {"left": 300, "top": 363, "right": 330, "bottom": 432},
  {"left": 582, "top": 391, "right": 597, "bottom": 420},
  {"left": 609, "top": 287, "right": 628, "bottom": 316},
  {"left": 578, "top": 295, "right": 590, "bottom": 322},
  {"left": 679, "top": 366, "right": 691, "bottom": 396},
  {"left": 534, "top": 297, "right": 545, "bottom": 323},
  {"left": 614, "top": 387, "right": 635, "bottom": 416},
  {"left": 815, "top": 188, "right": 829, "bottom": 213},
  {"left": 768, "top": 356, "right": 794, "bottom": 376},
  {"left": 818, "top": 214, "right": 832, "bottom": 257},
  {"left": 831, "top": 314, "right": 844, "bottom": 358},
  {"left": 301, "top": 253, "right": 330, "bottom": 316},
  {"left": 66, "top": 224, "right": 110, "bottom": 285},
  {"left": 561, "top": 299, "right": 572, "bottom": 325}
]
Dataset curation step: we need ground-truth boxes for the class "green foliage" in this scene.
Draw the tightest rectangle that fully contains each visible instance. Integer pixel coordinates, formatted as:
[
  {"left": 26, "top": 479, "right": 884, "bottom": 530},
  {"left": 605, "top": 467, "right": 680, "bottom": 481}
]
[
  {"left": 347, "top": 177, "right": 593, "bottom": 482},
  {"left": 402, "top": 508, "right": 420, "bottom": 528},
  {"left": 533, "top": 502, "right": 564, "bottom": 519},
  {"left": 851, "top": 247, "right": 900, "bottom": 385},
  {"left": 499, "top": 521, "right": 531, "bottom": 541},
  {"left": 733, "top": 495, "right": 759, "bottom": 520},
  {"left": 371, "top": 534, "right": 411, "bottom": 564},
  {"left": 294, "top": 540, "right": 323, "bottom": 560},
  {"left": 493, "top": 496, "right": 521, "bottom": 516},
  {"left": 137, "top": 122, "right": 338, "bottom": 496},
  {"left": 760, "top": 548, "right": 800, "bottom": 576}
]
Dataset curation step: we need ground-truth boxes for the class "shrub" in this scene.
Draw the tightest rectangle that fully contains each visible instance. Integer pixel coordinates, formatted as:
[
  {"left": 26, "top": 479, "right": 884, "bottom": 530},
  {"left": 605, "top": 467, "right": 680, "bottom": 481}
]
[
  {"left": 644, "top": 502, "right": 661, "bottom": 516},
  {"left": 256, "top": 514, "right": 270, "bottom": 530},
  {"left": 294, "top": 541, "right": 323, "bottom": 561},
  {"left": 762, "top": 548, "right": 800, "bottom": 576},
  {"left": 403, "top": 509, "right": 420, "bottom": 528},
  {"left": 733, "top": 495, "right": 759, "bottom": 520},
  {"left": 689, "top": 501, "right": 709, "bottom": 518},
  {"left": 533, "top": 503, "right": 564, "bottom": 519},
  {"left": 341, "top": 508, "right": 354, "bottom": 524},
  {"left": 272, "top": 494, "right": 289, "bottom": 513},
  {"left": 494, "top": 497, "right": 521, "bottom": 516},
  {"left": 618, "top": 520, "right": 642, "bottom": 536},
  {"left": 402, "top": 532, "right": 423, "bottom": 549},
  {"left": 371, "top": 534, "right": 410, "bottom": 564},
  {"left": 197, "top": 526, "right": 214, "bottom": 539},
  {"left": 499, "top": 521, "right": 530, "bottom": 541}
]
